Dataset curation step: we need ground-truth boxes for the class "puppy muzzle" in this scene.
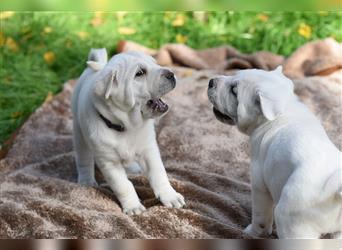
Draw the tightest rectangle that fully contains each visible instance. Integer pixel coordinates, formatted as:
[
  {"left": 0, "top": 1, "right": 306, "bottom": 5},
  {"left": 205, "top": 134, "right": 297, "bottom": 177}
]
[
  {"left": 213, "top": 107, "right": 236, "bottom": 125},
  {"left": 145, "top": 69, "right": 176, "bottom": 116}
]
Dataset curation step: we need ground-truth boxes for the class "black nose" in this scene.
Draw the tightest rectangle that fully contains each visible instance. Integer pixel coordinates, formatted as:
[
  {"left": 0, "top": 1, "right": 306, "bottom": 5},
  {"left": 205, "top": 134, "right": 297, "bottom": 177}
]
[
  {"left": 163, "top": 70, "right": 175, "bottom": 80},
  {"left": 208, "top": 79, "right": 216, "bottom": 89}
]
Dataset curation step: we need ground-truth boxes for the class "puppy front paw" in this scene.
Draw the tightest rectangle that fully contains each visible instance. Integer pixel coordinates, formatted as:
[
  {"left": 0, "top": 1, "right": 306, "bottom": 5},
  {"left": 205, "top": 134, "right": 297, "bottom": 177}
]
[
  {"left": 156, "top": 188, "right": 185, "bottom": 208},
  {"left": 244, "top": 224, "right": 260, "bottom": 238},
  {"left": 243, "top": 224, "right": 271, "bottom": 238},
  {"left": 123, "top": 202, "right": 146, "bottom": 216}
]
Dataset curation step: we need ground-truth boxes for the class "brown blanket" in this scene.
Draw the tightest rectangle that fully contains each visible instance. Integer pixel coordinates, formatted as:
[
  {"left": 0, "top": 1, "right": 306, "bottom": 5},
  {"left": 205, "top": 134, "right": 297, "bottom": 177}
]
[
  {"left": 0, "top": 64, "right": 341, "bottom": 238},
  {"left": 118, "top": 38, "right": 342, "bottom": 79}
]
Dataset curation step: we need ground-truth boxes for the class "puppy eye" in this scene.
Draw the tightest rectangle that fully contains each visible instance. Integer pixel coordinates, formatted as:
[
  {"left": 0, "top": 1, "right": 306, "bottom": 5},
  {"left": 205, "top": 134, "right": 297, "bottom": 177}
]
[
  {"left": 135, "top": 68, "right": 146, "bottom": 77},
  {"left": 231, "top": 86, "right": 238, "bottom": 97}
]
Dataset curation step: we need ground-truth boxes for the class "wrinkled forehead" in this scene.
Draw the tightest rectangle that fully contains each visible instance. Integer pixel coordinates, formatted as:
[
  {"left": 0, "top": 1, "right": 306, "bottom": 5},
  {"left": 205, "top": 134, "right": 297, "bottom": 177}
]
[
  {"left": 234, "top": 69, "right": 285, "bottom": 88},
  {"left": 125, "top": 51, "right": 157, "bottom": 64},
  {"left": 235, "top": 69, "right": 272, "bottom": 82},
  {"left": 103, "top": 52, "right": 158, "bottom": 72}
]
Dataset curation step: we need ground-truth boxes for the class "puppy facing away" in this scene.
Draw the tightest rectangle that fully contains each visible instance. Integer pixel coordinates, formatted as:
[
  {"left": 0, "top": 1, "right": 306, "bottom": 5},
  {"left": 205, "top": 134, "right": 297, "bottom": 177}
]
[
  {"left": 72, "top": 48, "right": 185, "bottom": 215},
  {"left": 208, "top": 66, "right": 342, "bottom": 238}
]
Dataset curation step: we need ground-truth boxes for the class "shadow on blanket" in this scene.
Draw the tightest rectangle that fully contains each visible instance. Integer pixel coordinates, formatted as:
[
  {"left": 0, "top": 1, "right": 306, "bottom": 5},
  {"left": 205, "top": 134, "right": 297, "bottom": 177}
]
[{"left": 0, "top": 41, "right": 341, "bottom": 238}]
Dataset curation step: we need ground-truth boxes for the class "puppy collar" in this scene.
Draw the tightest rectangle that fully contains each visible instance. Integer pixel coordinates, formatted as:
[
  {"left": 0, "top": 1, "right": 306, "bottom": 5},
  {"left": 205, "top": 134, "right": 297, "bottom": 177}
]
[{"left": 98, "top": 112, "right": 125, "bottom": 132}]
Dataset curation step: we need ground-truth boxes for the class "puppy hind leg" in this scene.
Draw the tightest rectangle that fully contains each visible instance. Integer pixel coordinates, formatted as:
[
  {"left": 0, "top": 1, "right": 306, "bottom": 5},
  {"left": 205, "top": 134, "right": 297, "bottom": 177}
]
[
  {"left": 244, "top": 188, "right": 274, "bottom": 238},
  {"left": 274, "top": 203, "right": 320, "bottom": 239},
  {"left": 73, "top": 121, "right": 97, "bottom": 186}
]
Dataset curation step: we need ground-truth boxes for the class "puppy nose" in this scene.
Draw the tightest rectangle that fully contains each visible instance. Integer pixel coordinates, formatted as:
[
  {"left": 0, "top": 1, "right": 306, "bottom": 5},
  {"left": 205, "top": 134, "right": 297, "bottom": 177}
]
[
  {"left": 163, "top": 70, "right": 175, "bottom": 81},
  {"left": 208, "top": 79, "right": 216, "bottom": 89}
]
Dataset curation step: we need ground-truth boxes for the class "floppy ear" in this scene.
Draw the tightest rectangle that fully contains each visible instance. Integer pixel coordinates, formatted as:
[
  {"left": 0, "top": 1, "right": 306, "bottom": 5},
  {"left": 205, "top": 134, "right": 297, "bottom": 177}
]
[
  {"left": 257, "top": 66, "right": 294, "bottom": 121},
  {"left": 257, "top": 90, "right": 286, "bottom": 121},
  {"left": 105, "top": 71, "right": 116, "bottom": 99},
  {"left": 94, "top": 59, "right": 136, "bottom": 110},
  {"left": 94, "top": 69, "right": 117, "bottom": 99}
]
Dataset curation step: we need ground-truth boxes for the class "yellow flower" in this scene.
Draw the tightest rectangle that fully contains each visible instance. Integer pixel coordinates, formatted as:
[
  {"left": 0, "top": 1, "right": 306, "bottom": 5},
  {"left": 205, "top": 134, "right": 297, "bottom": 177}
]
[
  {"left": 77, "top": 31, "right": 89, "bottom": 40},
  {"left": 90, "top": 12, "right": 104, "bottom": 27},
  {"left": 43, "top": 26, "right": 53, "bottom": 34},
  {"left": 44, "top": 91, "right": 54, "bottom": 103},
  {"left": 172, "top": 14, "right": 186, "bottom": 27},
  {"left": 257, "top": 14, "right": 269, "bottom": 22},
  {"left": 118, "top": 27, "right": 136, "bottom": 35},
  {"left": 0, "top": 11, "right": 14, "bottom": 20},
  {"left": 0, "top": 32, "right": 5, "bottom": 47},
  {"left": 5, "top": 37, "right": 19, "bottom": 52},
  {"left": 44, "top": 51, "right": 56, "bottom": 65},
  {"left": 298, "top": 23, "right": 312, "bottom": 39},
  {"left": 176, "top": 34, "right": 187, "bottom": 44}
]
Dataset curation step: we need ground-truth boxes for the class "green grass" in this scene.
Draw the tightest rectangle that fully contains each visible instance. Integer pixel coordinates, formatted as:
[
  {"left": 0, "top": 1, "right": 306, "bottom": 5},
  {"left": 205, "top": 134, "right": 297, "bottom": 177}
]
[{"left": 0, "top": 11, "right": 341, "bottom": 146}]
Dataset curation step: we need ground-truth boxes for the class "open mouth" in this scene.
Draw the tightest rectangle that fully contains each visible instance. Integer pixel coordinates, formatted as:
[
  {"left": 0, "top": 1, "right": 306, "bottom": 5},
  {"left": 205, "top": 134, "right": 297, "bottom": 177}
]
[
  {"left": 213, "top": 107, "right": 235, "bottom": 125},
  {"left": 147, "top": 98, "right": 169, "bottom": 113}
]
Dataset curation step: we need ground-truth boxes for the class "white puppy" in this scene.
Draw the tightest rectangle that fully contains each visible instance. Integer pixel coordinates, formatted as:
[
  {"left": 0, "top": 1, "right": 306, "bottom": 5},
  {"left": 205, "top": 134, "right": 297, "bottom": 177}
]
[
  {"left": 207, "top": 67, "right": 342, "bottom": 239},
  {"left": 72, "top": 48, "right": 185, "bottom": 215}
]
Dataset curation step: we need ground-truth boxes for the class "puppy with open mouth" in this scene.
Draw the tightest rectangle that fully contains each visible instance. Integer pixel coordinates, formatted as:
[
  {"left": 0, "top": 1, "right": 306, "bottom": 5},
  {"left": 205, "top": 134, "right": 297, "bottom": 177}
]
[
  {"left": 72, "top": 48, "right": 185, "bottom": 215},
  {"left": 208, "top": 67, "right": 342, "bottom": 238}
]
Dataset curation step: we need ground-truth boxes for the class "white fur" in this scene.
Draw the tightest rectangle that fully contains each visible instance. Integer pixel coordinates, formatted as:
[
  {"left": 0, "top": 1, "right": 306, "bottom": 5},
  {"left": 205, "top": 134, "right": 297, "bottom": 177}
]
[
  {"left": 208, "top": 67, "right": 342, "bottom": 238},
  {"left": 72, "top": 48, "right": 185, "bottom": 215}
]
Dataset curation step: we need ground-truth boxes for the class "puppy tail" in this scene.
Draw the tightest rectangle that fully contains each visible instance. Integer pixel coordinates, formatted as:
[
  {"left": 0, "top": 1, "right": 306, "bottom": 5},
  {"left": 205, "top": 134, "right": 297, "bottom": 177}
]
[{"left": 87, "top": 48, "right": 108, "bottom": 71}]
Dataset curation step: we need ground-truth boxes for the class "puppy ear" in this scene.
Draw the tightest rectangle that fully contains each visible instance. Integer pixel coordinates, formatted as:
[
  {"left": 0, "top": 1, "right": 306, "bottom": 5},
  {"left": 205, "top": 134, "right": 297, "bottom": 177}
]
[
  {"left": 94, "top": 70, "right": 117, "bottom": 99},
  {"left": 94, "top": 58, "right": 135, "bottom": 110},
  {"left": 257, "top": 90, "right": 286, "bottom": 121},
  {"left": 105, "top": 71, "right": 116, "bottom": 99},
  {"left": 100, "top": 67, "right": 135, "bottom": 109},
  {"left": 257, "top": 67, "right": 294, "bottom": 121}
]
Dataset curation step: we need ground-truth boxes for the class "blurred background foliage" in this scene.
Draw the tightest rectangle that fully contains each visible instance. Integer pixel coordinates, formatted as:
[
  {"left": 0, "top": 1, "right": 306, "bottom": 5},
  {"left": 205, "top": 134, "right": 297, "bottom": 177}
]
[
  {"left": 0, "top": 0, "right": 341, "bottom": 10},
  {"left": 0, "top": 11, "right": 341, "bottom": 146}
]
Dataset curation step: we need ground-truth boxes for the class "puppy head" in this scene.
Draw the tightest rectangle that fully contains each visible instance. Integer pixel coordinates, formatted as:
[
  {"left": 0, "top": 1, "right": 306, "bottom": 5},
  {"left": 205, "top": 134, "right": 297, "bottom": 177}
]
[
  {"left": 207, "top": 66, "right": 294, "bottom": 134},
  {"left": 93, "top": 51, "right": 176, "bottom": 118}
]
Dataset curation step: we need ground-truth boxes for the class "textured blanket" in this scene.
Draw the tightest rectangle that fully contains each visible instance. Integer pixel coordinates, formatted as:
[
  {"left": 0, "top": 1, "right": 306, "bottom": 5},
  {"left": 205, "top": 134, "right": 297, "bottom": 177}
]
[{"left": 0, "top": 64, "right": 341, "bottom": 238}]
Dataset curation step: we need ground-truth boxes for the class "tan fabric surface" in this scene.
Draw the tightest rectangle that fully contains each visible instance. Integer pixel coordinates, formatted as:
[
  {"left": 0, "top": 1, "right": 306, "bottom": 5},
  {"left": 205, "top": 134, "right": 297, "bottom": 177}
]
[{"left": 0, "top": 65, "right": 341, "bottom": 238}]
